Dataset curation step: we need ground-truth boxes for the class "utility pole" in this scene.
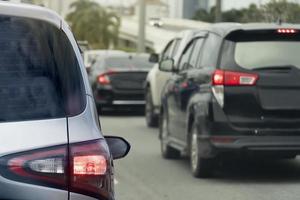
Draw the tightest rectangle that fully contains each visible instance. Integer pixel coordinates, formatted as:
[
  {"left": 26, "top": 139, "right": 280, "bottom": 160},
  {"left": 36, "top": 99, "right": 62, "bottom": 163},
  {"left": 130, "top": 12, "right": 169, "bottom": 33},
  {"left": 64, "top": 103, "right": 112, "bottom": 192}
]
[
  {"left": 215, "top": 0, "right": 222, "bottom": 23},
  {"left": 137, "top": 0, "right": 146, "bottom": 53},
  {"left": 58, "top": 0, "right": 63, "bottom": 16}
]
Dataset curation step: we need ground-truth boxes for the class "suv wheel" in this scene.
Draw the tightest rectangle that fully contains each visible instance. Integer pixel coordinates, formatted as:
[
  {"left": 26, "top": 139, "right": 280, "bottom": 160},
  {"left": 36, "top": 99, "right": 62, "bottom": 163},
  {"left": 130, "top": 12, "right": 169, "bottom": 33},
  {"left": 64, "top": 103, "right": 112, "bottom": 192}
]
[
  {"left": 190, "top": 123, "right": 214, "bottom": 178},
  {"left": 145, "top": 89, "right": 158, "bottom": 127},
  {"left": 160, "top": 110, "right": 180, "bottom": 159}
]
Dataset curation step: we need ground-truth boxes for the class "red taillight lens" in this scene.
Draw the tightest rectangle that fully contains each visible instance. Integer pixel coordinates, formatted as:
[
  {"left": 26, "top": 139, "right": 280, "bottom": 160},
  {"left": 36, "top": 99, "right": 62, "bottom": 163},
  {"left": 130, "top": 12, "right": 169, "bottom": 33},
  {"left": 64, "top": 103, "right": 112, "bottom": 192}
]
[
  {"left": 277, "top": 29, "right": 298, "bottom": 34},
  {"left": 74, "top": 155, "right": 107, "bottom": 175},
  {"left": 212, "top": 70, "right": 224, "bottom": 85},
  {"left": 97, "top": 70, "right": 115, "bottom": 85},
  {"left": 0, "top": 139, "right": 112, "bottom": 199},
  {"left": 0, "top": 145, "right": 67, "bottom": 189},
  {"left": 98, "top": 74, "right": 111, "bottom": 85},
  {"left": 70, "top": 139, "right": 111, "bottom": 199},
  {"left": 212, "top": 70, "right": 258, "bottom": 86}
]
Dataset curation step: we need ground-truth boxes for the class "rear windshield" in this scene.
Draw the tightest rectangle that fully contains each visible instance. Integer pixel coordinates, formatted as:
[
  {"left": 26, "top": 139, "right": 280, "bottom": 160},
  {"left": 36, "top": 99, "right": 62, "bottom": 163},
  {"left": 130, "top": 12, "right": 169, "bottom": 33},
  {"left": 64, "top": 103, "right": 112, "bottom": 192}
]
[
  {"left": 105, "top": 56, "right": 153, "bottom": 69},
  {"left": 235, "top": 41, "right": 300, "bottom": 69},
  {"left": 221, "top": 30, "right": 300, "bottom": 70},
  {"left": 0, "top": 15, "right": 86, "bottom": 122}
]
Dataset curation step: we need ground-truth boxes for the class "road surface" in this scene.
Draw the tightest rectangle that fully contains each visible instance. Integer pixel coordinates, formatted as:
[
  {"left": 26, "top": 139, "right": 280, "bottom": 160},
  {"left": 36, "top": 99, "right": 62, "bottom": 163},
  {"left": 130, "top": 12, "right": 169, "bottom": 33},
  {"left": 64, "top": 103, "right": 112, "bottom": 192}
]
[{"left": 100, "top": 111, "right": 300, "bottom": 200}]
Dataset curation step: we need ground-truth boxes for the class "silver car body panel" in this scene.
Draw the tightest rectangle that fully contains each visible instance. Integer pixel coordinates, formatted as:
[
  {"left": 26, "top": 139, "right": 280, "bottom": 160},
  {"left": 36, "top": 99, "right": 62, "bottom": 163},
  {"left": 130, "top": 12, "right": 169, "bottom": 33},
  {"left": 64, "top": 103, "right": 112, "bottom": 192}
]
[
  {"left": 0, "top": 118, "right": 67, "bottom": 157},
  {"left": 68, "top": 95, "right": 103, "bottom": 144}
]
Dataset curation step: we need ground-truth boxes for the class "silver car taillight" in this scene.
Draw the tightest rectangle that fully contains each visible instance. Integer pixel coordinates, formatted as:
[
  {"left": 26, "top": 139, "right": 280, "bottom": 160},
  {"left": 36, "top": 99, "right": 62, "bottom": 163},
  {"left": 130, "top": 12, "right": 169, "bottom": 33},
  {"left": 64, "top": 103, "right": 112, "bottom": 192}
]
[{"left": 0, "top": 139, "right": 112, "bottom": 200}]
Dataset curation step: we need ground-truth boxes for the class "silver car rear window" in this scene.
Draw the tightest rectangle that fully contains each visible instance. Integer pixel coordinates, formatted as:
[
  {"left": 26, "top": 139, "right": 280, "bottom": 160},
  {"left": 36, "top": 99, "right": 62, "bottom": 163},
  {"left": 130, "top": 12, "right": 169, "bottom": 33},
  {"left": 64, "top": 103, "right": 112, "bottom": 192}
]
[{"left": 0, "top": 15, "right": 86, "bottom": 122}]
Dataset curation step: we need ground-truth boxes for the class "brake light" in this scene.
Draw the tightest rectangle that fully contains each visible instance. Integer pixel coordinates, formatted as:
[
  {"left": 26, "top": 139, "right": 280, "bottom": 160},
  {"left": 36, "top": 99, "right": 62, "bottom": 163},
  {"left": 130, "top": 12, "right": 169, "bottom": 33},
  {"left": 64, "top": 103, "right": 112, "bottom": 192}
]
[
  {"left": 97, "top": 70, "right": 115, "bottom": 85},
  {"left": 212, "top": 70, "right": 258, "bottom": 86},
  {"left": 277, "top": 29, "right": 298, "bottom": 34},
  {"left": 0, "top": 139, "right": 111, "bottom": 199},
  {"left": 74, "top": 155, "right": 107, "bottom": 175},
  {"left": 69, "top": 139, "right": 111, "bottom": 199},
  {"left": 212, "top": 70, "right": 224, "bottom": 85},
  {"left": 212, "top": 70, "right": 258, "bottom": 107},
  {"left": 98, "top": 74, "right": 110, "bottom": 85}
]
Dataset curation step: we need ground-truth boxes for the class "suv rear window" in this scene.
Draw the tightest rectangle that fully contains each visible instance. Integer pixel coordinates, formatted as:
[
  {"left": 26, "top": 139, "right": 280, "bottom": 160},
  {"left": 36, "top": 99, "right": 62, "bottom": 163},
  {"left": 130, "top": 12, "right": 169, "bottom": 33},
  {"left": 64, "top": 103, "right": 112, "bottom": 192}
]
[
  {"left": 221, "top": 30, "right": 300, "bottom": 70},
  {"left": 235, "top": 41, "right": 300, "bottom": 69},
  {"left": 0, "top": 15, "right": 86, "bottom": 122}
]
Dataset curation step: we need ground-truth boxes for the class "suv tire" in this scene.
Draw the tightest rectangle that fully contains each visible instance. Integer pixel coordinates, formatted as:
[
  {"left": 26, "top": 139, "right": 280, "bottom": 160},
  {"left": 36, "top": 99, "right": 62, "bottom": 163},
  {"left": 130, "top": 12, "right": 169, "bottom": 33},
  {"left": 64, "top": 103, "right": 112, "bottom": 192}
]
[
  {"left": 145, "top": 89, "right": 159, "bottom": 127},
  {"left": 190, "top": 123, "right": 215, "bottom": 178},
  {"left": 160, "top": 110, "right": 180, "bottom": 159}
]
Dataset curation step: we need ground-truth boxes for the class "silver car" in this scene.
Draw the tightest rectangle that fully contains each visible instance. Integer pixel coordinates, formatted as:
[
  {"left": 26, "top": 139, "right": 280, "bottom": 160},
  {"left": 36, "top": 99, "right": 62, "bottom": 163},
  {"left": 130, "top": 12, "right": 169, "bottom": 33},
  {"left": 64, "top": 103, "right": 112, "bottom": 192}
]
[{"left": 0, "top": 3, "right": 130, "bottom": 200}]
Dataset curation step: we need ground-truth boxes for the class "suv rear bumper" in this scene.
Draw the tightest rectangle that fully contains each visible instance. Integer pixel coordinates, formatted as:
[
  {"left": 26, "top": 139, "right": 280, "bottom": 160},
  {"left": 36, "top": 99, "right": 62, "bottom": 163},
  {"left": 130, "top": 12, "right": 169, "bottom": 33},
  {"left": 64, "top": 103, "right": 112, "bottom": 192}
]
[{"left": 198, "top": 135, "right": 300, "bottom": 158}]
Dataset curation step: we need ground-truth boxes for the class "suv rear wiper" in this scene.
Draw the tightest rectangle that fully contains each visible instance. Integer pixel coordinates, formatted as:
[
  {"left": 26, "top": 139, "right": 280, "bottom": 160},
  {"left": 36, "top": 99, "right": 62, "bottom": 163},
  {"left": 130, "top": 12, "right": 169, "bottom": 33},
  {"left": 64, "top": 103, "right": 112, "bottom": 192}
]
[{"left": 252, "top": 65, "right": 298, "bottom": 71}]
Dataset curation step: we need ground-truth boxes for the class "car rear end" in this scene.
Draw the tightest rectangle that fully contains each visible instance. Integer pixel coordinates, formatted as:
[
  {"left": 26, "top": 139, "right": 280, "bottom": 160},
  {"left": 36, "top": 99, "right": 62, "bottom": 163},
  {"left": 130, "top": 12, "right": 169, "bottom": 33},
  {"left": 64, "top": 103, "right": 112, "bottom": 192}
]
[
  {"left": 209, "top": 25, "right": 300, "bottom": 157},
  {"left": 0, "top": 3, "right": 113, "bottom": 200},
  {"left": 93, "top": 55, "right": 152, "bottom": 107}
]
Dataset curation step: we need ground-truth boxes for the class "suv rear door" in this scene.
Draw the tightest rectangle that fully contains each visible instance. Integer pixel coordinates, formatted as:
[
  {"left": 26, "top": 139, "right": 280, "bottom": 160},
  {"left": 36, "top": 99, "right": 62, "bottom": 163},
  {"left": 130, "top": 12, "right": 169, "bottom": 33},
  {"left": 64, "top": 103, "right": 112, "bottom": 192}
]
[
  {"left": 220, "top": 29, "right": 300, "bottom": 133},
  {"left": 0, "top": 15, "right": 85, "bottom": 199}
]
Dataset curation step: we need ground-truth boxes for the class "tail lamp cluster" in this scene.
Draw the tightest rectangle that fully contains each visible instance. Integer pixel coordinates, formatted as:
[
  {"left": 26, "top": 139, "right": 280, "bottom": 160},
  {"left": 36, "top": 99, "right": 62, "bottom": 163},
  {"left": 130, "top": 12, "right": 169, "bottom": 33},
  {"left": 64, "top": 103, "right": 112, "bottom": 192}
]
[
  {"left": 212, "top": 69, "right": 259, "bottom": 107},
  {"left": 0, "top": 139, "right": 112, "bottom": 199},
  {"left": 97, "top": 71, "right": 115, "bottom": 85}
]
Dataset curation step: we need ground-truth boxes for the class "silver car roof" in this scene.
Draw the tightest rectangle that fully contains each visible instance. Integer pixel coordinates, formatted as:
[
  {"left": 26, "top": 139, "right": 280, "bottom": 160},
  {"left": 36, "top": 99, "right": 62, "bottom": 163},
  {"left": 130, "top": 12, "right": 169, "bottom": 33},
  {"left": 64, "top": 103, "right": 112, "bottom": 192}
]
[{"left": 0, "top": 2, "right": 61, "bottom": 27}]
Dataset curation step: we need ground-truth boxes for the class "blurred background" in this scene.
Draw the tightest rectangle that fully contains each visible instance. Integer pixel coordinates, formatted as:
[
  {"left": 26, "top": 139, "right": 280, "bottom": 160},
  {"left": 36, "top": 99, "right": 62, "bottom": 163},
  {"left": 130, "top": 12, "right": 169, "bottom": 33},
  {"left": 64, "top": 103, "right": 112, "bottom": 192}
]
[
  {"left": 8, "top": 0, "right": 300, "bottom": 53},
  {"left": 5, "top": 1, "right": 300, "bottom": 200}
]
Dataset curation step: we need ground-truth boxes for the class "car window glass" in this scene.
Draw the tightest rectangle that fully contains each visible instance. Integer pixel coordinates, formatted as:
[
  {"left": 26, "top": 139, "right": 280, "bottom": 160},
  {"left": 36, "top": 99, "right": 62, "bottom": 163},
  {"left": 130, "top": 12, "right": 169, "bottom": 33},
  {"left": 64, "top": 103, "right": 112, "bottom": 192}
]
[
  {"left": 0, "top": 15, "right": 86, "bottom": 122},
  {"left": 199, "top": 33, "right": 222, "bottom": 68},
  {"left": 171, "top": 39, "right": 182, "bottom": 57},
  {"left": 161, "top": 40, "right": 174, "bottom": 60},
  {"left": 189, "top": 38, "right": 204, "bottom": 68},
  {"left": 235, "top": 41, "right": 300, "bottom": 69},
  {"left": 178, "top": 41, "right": 195, "bottom": 71}
]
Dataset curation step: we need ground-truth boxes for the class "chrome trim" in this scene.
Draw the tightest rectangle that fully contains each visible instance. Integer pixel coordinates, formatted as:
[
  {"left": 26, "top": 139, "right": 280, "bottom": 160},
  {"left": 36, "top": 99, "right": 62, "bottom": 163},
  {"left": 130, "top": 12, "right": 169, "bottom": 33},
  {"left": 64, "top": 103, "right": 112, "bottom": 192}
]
[{"left": 112, "top": 100, "right": 145, "bottom": 105}]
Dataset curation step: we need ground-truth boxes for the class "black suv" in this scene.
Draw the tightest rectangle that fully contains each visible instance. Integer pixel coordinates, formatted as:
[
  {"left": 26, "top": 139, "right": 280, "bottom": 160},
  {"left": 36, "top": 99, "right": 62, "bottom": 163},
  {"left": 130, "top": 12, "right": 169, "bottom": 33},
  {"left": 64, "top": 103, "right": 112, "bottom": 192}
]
[{"left": 159, "top": 23, "right": 300, "bottom": 178}]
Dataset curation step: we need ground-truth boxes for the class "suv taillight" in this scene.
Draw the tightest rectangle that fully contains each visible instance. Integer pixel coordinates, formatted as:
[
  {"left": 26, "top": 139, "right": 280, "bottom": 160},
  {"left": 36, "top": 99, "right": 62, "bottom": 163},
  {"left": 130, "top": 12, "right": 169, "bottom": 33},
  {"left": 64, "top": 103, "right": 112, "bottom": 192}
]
[
  {"left": 212, "top": 70, "right": 258, "bottom": 86},
  {"left": 0, "top": 139, "right": 112, "bottom": 199},
  {"left": 212, "top": 70, "right": 259, "bottom": 107}
]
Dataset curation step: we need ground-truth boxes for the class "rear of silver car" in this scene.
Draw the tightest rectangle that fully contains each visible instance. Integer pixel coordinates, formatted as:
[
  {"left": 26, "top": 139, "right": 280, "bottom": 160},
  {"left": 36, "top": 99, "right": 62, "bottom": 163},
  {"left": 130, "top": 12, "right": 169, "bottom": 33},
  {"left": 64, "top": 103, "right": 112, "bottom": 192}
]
[{"left": 0, "top": 3, "right": 113, "bottom": 200}]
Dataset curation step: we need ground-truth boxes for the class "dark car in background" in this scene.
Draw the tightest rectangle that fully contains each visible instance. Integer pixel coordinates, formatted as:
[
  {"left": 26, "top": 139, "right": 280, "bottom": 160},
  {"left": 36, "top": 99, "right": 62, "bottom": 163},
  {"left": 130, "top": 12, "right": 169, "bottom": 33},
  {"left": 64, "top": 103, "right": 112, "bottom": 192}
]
[
  {"left": 159, "top": 23, "right": 300, "bottom": 178},
  {"left": 89, "top": 54, "right": 154, "bottom": 110}
]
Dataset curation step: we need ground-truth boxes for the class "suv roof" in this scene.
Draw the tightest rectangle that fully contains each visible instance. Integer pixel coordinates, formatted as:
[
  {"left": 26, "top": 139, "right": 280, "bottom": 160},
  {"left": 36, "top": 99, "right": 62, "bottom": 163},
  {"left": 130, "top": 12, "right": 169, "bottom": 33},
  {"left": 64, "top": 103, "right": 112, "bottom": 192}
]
[
  {"left": 0, "top": 2, "right": 61, "bottom": 27},
  {"left": 206, "top": 23, "right": 300, "bottom": 37}
]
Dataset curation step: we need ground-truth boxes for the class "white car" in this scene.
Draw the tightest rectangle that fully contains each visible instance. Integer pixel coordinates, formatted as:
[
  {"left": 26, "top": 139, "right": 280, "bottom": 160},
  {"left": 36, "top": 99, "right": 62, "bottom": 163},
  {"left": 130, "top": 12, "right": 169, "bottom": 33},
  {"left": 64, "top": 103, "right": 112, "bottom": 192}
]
[
  {"left": 145, "top": 30, "right": 201, "bottom": 127},
  {"left": 149, "top": 17, "right": 164, "bottom": 27}
]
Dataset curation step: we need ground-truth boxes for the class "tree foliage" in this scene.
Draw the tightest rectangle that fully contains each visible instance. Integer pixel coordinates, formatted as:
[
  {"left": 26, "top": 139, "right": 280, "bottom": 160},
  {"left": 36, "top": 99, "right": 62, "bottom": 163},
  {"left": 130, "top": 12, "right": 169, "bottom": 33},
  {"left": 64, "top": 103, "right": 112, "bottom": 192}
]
[
  {"left": 194, "top": 0, "right": 300, "bottom": 23},
  {"left": 66, "top": 0, "right": 120, "bottom": 49}
]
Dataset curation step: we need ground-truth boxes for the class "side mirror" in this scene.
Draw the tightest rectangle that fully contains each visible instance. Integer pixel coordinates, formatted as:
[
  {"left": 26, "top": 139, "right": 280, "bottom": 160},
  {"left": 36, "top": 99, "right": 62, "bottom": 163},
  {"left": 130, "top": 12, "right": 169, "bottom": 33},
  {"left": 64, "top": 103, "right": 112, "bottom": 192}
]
[
  {"left": 149, "top": 53, "right": 159, "bottom": 63},
  {"left": 159, "top": 58, "right": 174, "bottom": 72},
  {"left": 105, "top": 136, "right": 130, "bottom": 160}
]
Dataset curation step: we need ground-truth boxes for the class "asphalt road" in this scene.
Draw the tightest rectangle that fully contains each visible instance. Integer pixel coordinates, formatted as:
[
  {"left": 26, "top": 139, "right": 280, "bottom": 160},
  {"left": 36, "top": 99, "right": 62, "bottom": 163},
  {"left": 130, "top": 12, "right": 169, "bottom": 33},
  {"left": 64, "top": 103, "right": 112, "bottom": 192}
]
[{"left": 100, "top": 111, "right": 300, "bottom": 200}]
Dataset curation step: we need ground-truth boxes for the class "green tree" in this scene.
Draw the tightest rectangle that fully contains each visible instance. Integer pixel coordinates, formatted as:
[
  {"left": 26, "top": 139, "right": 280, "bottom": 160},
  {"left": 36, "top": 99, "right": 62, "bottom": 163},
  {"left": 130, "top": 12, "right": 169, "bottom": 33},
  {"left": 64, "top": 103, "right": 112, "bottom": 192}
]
[
  {"left": 240, "top": 4, "right": 264, "bottom": 22},
  {"left": 66, "top": 0, "right": 120, "bottom": 49},
  {"left": 262, "top": 0, "right": 300, "bottom": 23},
  {"left": 193, "top": 0, "right": 300, "bottom": 23},
  {"left": 193, "top": 8, "right": 214, "bottom": 22}
]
